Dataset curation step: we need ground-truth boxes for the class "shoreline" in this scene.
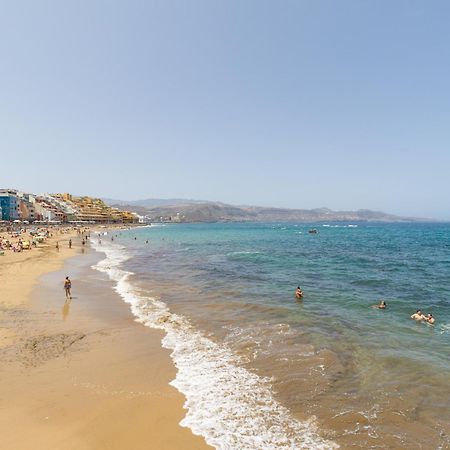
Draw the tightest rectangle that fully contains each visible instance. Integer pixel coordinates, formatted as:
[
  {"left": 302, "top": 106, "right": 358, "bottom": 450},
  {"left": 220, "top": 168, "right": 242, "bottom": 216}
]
[
  {"left": 0, "top": 229, "right": 211, "bottom": 449},
  {"left": 95, "top": 232, "right": 340, "bottom": 449},
  {"left": 102, "top": 223, "right": 450, "bottom": 450}
]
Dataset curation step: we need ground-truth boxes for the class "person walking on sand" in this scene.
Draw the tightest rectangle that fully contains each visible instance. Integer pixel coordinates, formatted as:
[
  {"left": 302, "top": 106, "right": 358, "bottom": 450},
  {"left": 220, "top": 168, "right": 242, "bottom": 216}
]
[
  {"left": 56, "top": 241, "right": 59, "bottom": 251},
  {"left": 64, "top": 276, "right": 72, "bottom": 300},
  {"left": 69, "top": 239, "right": 72, "bottom": 249}
]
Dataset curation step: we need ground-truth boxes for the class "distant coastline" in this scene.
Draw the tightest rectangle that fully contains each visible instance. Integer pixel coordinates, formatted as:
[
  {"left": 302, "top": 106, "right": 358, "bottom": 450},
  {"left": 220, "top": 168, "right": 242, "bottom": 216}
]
[
  {"left": 0, "top": 188, "right": 435, "bottom": 225},
  {"left": 104, "top": 198, "right": 432, "bottom": 224}
]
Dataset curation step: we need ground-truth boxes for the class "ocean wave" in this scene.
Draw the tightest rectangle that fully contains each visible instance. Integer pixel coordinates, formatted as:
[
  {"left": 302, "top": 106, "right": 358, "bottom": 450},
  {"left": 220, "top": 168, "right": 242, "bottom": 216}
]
[
  {"left": 227, "top": 251, "right": 261, "bottom": 255},
  {"left": 322, "top": 224, "right": 358, "bottom": 228},
  {"left": 90, "top": 239, "right": 338, "bottom": 450}
]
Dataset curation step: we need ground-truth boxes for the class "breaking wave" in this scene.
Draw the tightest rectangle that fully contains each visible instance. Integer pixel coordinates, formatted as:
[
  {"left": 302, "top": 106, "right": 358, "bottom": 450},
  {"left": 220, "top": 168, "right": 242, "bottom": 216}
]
[{"left": 91, "top": 240, "right": 338, "bottom": 450}]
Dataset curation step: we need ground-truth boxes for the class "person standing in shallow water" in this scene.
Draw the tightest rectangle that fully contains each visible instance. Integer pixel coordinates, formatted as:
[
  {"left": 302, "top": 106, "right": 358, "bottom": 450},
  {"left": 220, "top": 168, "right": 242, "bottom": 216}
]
[
  {"left": 64, "top": 276, "right": 72, "bottom": 300},
  {"left": 411, "top": 310, "right": 425, "bottom": 321}
]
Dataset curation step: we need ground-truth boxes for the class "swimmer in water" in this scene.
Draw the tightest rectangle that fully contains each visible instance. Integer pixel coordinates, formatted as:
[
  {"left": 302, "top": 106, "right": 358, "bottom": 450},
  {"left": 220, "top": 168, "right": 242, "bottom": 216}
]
[
  {"left": 425, "top": 313, "right": 435, "bottom": 324},
  {"left": 373, "top": 300, "right": 387, "bottom": 309},
  {"left": 295, "top": 286, "right": 303, "bottom": 299},
  {"left": 411, "top": 310, "right": 425, "bottom": 321}
]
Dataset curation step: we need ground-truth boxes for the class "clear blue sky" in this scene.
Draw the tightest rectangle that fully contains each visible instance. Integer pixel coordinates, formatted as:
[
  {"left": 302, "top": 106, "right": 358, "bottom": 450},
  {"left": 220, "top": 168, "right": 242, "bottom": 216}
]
[{"left": 1, "top": 1, "right": 449, "bottom": 219}]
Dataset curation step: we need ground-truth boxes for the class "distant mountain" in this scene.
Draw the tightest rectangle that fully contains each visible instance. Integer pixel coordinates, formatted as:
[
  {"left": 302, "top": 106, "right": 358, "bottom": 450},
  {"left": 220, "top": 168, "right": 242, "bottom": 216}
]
[
  {"left": 104, "top": 199, "right": 424, "bottom": 223},
  {"left": 102, "top": 198, "right": 211, "bottom": 207}
]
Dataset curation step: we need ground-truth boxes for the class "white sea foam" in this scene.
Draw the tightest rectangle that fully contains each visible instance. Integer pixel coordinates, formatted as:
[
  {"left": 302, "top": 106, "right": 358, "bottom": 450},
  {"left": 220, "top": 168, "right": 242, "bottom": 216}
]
[
  {"left": 91, "top": 240, "right": 338, "bottom": 450},
  {"left": 228, "top": 251, "right": 261, "bottom": 255},
  {"left": 322, "top": 224, "right": 358, "bottom": 228}
]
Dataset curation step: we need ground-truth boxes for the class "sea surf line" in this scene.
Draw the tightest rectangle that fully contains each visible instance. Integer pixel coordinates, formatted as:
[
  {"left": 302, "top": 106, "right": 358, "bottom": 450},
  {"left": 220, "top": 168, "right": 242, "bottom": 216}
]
[{"left": 91, "top": 238, "right": 338, "bottom": 450}]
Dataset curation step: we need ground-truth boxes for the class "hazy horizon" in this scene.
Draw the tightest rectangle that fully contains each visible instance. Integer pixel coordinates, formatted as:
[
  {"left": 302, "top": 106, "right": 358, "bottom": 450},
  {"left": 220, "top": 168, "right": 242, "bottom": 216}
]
[
  {"left": 86, "top": 194, "right": 441, "bottom": 220},
  {"left": 2, "top": 1, "right": 450, "bottom": 219}
]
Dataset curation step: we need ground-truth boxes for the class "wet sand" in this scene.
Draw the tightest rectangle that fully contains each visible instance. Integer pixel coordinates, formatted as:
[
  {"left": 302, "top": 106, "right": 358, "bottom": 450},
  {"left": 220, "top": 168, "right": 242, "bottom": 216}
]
[{"left": 0, "top": 236, "right": 210, "bottom": 449}]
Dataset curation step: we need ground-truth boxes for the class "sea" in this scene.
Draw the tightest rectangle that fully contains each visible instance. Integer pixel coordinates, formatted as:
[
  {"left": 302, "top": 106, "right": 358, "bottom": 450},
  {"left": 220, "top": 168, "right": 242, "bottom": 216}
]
[{"left": 92, "top": 222, "right": 450, "bottom": 450}]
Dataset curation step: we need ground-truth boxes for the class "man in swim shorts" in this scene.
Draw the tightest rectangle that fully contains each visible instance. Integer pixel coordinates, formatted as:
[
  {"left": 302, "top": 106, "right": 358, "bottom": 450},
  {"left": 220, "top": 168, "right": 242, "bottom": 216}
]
[{"left": 410, "top": 310, "right": 425, "bottom": 321}]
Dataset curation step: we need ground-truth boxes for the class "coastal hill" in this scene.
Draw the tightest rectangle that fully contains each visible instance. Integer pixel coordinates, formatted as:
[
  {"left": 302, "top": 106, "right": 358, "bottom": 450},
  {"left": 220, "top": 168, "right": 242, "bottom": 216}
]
[
  {"left": 102, "top": 198, "right": 210, "bottom": 208},
  {"left": 104, "top": 198, "right": 422, "bottom": 223}
]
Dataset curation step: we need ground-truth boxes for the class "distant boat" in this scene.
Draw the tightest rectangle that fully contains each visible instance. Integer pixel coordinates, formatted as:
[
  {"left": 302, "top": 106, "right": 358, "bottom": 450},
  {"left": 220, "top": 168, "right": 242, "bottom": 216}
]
[{"left": 308, "top": 229, "right": 318, "bottom": 234}]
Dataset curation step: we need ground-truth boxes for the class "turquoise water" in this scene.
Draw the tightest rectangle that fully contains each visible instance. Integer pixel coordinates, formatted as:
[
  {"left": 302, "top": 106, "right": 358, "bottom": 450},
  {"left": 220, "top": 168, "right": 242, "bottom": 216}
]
[{"left": 107, "top": 222, "right": 450, "bottom": 449}]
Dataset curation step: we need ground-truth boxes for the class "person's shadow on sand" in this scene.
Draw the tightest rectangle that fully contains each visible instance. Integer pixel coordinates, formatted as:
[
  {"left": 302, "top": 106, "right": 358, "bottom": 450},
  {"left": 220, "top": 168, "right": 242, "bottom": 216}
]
[{"left": 62, "top": 300, "right": 71, "bottom": 320}]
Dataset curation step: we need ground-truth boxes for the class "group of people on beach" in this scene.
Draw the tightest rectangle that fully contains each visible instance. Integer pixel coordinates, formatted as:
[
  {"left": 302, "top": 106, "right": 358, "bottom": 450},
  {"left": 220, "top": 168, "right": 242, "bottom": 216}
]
[
  {"left": 0, "top": 236, "right": 37, "bottom": 252},
  {"left": 61, "top": 229, "right": 94, "bottom": 298},
  {"left": 0, "top": 226, "right": 54, "bottom": 253},
  {"left": 81, "top": 229, "right": 90, "bottom": 246},
  {"left": 1, "top": 225, "right": 88, "bottom": 256}
]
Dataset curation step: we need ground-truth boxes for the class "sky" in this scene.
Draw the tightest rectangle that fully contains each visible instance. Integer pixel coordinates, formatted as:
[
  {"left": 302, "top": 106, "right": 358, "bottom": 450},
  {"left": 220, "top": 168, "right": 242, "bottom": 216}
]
[{"left": 1, "top": 0, "right": 449, "bottom": 219}]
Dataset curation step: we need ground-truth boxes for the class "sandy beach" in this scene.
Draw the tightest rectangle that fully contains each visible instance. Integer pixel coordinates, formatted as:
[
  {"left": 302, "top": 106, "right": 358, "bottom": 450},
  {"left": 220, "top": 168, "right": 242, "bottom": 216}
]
[{"left": 0, "top": 228, "right": 210, "bottom": 450}]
